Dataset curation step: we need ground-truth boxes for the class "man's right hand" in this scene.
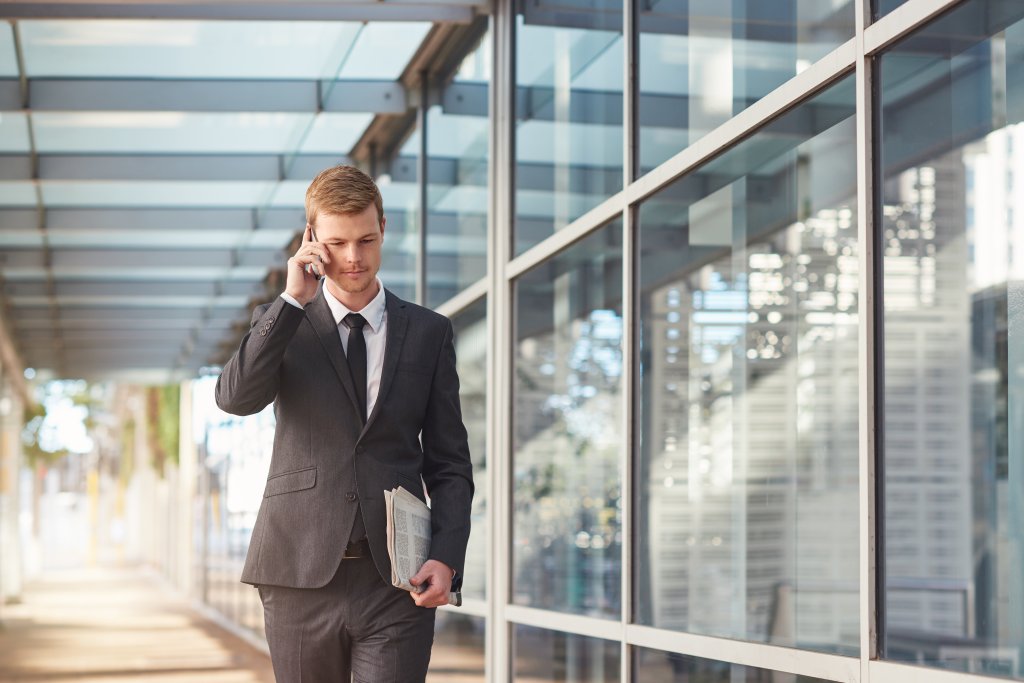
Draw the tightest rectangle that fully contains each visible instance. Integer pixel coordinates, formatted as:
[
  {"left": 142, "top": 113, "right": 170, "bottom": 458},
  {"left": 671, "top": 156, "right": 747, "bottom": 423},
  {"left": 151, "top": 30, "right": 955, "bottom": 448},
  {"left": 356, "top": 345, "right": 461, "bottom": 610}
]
[{"left": 285, "top": 224, "right": 330, "bottom": 307}]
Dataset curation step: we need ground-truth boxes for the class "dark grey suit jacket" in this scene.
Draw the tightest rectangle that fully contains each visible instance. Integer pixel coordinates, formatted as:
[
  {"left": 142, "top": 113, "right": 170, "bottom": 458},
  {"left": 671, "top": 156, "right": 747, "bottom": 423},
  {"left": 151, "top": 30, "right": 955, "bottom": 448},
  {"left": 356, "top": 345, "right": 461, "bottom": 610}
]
[{"left": 215, "top": 286, "right": 474, "bottom": 591}]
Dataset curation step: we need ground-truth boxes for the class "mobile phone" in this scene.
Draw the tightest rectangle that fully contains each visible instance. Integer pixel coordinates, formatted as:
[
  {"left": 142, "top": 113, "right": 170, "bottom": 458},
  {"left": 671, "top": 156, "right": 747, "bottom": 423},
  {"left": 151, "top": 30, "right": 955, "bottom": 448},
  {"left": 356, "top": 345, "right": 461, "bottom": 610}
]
[{"left": 305, "top": 227, "right": 323, "bottom": 281}]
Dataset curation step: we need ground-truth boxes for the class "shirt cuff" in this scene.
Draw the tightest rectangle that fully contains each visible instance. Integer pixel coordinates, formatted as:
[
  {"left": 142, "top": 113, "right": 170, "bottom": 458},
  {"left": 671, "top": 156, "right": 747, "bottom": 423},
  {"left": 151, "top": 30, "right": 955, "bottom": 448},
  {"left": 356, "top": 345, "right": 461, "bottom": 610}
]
[{"left": 280, "top": 292, "right": 305, "bottom": 309}]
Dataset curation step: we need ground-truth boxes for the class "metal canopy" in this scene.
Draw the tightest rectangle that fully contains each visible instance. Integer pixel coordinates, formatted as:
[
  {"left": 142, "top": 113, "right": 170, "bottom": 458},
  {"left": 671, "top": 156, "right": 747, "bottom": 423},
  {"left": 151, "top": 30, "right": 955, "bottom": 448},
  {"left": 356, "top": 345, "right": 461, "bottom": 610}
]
[{"left": 0, "top": 9, "right": 484, "bottom": 382}]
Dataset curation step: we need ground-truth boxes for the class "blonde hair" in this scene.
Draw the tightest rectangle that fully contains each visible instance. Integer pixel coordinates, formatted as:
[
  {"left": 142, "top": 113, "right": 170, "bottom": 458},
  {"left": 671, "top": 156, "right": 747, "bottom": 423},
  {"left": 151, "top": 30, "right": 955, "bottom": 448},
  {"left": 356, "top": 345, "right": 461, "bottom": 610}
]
[{"left": 305, "top": 165, "right": 384, "bottom": 226}]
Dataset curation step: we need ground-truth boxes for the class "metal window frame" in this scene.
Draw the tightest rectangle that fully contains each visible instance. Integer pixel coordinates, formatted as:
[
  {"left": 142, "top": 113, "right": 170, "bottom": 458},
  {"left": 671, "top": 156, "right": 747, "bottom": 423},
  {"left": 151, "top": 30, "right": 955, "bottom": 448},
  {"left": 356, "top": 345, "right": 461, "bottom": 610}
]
[{"left": 423, "top": 0, "right": 1024, "bottom": 682}]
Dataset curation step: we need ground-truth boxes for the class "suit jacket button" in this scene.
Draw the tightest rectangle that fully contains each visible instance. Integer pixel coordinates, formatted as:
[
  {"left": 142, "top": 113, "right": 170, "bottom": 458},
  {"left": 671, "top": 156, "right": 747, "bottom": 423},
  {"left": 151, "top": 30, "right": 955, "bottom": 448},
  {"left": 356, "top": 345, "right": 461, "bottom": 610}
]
[
  {"left": 355, "top": 445, "right": 365, "bottom": 454},
  {"left": 346, "top": 492, "right": 357, "bottom": 501}
]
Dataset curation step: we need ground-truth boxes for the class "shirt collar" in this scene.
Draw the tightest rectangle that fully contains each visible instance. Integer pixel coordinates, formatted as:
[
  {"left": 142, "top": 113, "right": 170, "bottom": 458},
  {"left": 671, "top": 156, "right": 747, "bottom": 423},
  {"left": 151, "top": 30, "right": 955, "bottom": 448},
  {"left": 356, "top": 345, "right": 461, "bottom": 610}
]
[{"left": 323, "top": 278, "right": 387, "bottom": 332}]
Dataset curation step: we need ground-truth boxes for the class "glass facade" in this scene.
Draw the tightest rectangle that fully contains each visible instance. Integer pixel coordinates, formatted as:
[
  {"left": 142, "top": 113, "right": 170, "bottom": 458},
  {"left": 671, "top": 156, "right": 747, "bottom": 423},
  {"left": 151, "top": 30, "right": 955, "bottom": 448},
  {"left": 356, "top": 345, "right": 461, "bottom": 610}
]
[
  {"left": 880, "top": 1, "right": 1024, "bottom": 677},
  {"left": 514, "top": 626, "right": 620, "bottom": 682},
  {"left": 429, "top": 612, "right": 486, "bottom": 683},
  {"left": 514, "top": 0, "right": 623, "bottom": 254},
  {"left": 636, "top": 77, "right": 860, "bottom": 653},
  {"left": 426, "top": 29, "right": 491, "bottom": 308},
  {"left": 167, "top": 1, "right": 1024, "bottom": 683},
  {"left": 513, "top": 221, "right": 623, "bottom": 618},
  {"left": 191, "top": 376, "right": 273, "bottom": 641},
  {"left": 637, "top": 0, "right": 855, "bottom": 173},
  {"left": 454, "top": 299, "right": 489, "bottom": 601},
  {"left": 632, "top": 646, "right": 835, "bottom": 682}
]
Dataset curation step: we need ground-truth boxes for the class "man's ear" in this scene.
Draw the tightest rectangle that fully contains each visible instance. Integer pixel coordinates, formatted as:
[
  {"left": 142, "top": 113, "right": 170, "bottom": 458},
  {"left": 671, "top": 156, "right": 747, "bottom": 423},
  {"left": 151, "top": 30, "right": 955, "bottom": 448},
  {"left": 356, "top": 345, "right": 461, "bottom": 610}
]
[{"left": 379, "top": 215, "right": 387, "bottom": 240}]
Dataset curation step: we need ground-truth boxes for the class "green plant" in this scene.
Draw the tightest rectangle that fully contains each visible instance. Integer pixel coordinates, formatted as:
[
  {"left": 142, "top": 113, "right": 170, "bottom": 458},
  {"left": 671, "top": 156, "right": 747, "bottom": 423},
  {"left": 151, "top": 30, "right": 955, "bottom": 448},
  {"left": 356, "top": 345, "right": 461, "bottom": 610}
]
[{"left": 146, "top": 384, "right": 180, "bottom": 474}]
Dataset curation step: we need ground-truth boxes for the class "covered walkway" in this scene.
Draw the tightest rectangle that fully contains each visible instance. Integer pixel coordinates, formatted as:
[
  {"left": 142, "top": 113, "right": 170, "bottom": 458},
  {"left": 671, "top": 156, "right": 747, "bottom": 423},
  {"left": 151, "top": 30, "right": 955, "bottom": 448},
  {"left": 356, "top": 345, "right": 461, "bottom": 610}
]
[{"left": 0, "top": 565, "right": 275, "bottom": 683}]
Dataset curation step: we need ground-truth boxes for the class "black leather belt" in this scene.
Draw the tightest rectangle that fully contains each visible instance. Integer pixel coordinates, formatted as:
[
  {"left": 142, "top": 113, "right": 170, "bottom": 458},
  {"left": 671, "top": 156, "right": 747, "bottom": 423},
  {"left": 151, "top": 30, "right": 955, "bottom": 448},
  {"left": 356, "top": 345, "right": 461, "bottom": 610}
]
[{"left": 343, "top": 537, "right": 371, "bottom": 559}]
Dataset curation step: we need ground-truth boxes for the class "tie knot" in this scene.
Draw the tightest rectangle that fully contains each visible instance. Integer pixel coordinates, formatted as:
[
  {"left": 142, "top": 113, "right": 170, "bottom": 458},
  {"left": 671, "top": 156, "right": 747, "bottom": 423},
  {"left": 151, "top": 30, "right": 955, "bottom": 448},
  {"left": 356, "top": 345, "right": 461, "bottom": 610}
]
[{"left": 344, "top": 313, "right": 367, "bottom": 330}]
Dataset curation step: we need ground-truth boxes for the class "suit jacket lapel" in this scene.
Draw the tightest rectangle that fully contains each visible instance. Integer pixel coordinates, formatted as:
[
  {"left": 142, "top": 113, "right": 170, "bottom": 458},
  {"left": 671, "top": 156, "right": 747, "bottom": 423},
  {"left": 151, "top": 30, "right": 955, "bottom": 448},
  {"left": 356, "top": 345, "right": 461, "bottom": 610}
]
[
  {"left": 306, "top": 288, "right": 362, "bottom": 416},
  {"left": 362, "top": 289, "right": 407, "bottom": 436}
]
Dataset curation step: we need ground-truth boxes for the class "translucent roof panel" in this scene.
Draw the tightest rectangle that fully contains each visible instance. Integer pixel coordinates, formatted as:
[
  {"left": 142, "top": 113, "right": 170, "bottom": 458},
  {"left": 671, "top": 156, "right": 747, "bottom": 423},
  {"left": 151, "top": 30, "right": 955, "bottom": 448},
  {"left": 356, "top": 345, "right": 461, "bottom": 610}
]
[
  {"left": 20, "top": 20, "right": 365, "bottom": 79},
  {"left": 336, "top": 23, "right": 433, "bottom": 79},
  {"left": 269, "top": 181, "right": 309, "bottom": 208},
  {"left": 33, "top": 112, "right": 316, "bottom": 154},
  {"left": 0, "top": 113, "right": 31, "bottom": 153},
  {"left": 299, "top": 113, "right": 376, "bottom": 153},
  {"left": 0, "top": 24, "right": 18, "bottom": 77},
  {"left": 0, "top": 182, "right": 38, "bottom": 206}
]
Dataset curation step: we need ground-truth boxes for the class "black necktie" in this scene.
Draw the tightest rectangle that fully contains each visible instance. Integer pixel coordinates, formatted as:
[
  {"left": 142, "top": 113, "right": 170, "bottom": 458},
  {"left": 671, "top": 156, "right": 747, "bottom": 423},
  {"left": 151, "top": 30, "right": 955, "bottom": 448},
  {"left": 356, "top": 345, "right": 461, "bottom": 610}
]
[{"left": 344, "top": 313, "right": 368, "bottom": 424}]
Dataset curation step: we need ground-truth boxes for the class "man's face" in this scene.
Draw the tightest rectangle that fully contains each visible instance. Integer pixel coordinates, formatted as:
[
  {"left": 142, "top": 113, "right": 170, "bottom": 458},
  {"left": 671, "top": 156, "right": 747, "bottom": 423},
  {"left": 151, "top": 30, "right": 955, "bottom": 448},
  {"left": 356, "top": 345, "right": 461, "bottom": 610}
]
[{"left": 314, "top": 204, "right": 386, "bottom": 297}]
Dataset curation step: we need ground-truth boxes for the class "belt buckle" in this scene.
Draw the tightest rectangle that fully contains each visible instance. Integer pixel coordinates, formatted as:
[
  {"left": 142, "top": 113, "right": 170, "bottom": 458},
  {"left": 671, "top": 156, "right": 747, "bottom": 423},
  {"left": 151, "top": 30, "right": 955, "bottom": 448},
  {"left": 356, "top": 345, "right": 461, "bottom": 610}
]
[{"left": 343, "top": 538, "right": 368, "bottom": 559}]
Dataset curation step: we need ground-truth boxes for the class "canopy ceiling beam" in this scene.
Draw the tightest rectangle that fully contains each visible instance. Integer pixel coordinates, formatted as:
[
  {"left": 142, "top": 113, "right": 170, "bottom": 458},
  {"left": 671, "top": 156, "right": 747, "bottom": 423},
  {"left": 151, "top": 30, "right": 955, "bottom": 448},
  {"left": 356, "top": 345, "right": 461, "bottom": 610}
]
[
  {"left": 10, "top": 79, "right": 408, "bottom": 113},
  {"left": 0, "top": 1, "right": 481, "bottom": 23},
  {"left": 0, "top": 154, "right": 352, "bottom": 181}
]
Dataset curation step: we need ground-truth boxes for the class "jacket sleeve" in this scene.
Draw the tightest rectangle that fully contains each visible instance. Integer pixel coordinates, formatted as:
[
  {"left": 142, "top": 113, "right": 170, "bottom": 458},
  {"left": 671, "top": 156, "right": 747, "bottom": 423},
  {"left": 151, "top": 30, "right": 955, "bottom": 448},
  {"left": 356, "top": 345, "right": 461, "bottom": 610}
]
[
  {"left": 420, "top": 318, "right": 475, "bottom": 590},
  {"left": 215, "top": 296, "right": 306, "bottom": 416}
]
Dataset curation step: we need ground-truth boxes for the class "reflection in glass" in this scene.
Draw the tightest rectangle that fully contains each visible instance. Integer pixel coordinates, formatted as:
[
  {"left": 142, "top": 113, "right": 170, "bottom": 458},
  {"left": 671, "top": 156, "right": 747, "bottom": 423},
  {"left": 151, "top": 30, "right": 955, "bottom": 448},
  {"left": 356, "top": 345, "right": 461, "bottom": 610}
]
[
  {"left": 638, "top": 0, "right": 854, "bottom": 173},
  {"left": 428, "top": 612, "right": 485, "bottom": 683},
  {"left": 633, "top": 646, "right": 836, "bottom": 682},
  {"left": 514, "top": 0, "right": 623, "bottom": 254},
  {"left": 427, "top": 28, "right": 490, "bottom": 308},
  {"left": 880, "top": 1, "right": 1024, "bottom": 677},
  {"left": 513, "top": 221, "right": 623, "bottom": 618},
  {"left": 636, "top": 77, "right": 859, "bottom": 653},
  {"left": 514, "top": 626, "right": 619, "bottom": 683},
  {"left": 453, "top": 300, "right": 488, "bottom": 601}
]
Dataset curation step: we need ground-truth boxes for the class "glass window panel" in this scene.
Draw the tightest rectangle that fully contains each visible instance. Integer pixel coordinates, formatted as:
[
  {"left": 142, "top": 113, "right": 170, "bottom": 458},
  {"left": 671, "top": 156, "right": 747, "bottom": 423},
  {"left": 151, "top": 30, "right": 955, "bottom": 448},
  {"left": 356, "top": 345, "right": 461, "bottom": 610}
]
[
  {"left": 191, "top": 377, "right": 275, "bottom": 641},
  {"left": 636, "top": 76, "right": 859, "bottom": 653},
  {"left": 638, "top": 0, "right": 855, "bottom": 174},
  {"left": 428, "top": 612, "right": 485, "bottom": 683},
  {"left": 514, "top": 626, "right": 619, "bottom": 683},
  {"left": 337, "top": 23, "right": 433, "bottom": 80},
  {"left": 0, "top": 113, "right": 31, "bottom": 153},
  {"left": 20, "top": 20, "right": 364, "bottom": 79},
  {"left": 33, "top": 112, "right": 316, "bottom": 154},
  {"left": 452, "top": 300, "right": 488, "bottom": 601},
  {"left": 514, "top": 2, "right": 623, "bottom": 255},
  {"left": 875, "top": 0, "right": 908, "bottom": 18},
  {"left": 379, "top": 159, "right": 419, "bottom": 303},
  {"left": 513, "top": 221, "right": 623, "bottom": 618},
  {"left": 633, "top": 646, "right": 841, "bottom": 682},
  {"left": 426, "top": 30, "right": 490, "bottom": 308},
  {"left": 880, "top": 1, "right": 1024, "bottom": 677}
]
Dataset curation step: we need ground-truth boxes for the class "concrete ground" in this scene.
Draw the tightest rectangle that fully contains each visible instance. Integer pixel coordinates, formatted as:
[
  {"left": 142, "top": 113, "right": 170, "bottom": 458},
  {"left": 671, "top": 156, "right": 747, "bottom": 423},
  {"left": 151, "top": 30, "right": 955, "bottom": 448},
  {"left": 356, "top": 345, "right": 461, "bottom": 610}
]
[{"left": 0, "top": 566, "right": 275, "bottom": 683}]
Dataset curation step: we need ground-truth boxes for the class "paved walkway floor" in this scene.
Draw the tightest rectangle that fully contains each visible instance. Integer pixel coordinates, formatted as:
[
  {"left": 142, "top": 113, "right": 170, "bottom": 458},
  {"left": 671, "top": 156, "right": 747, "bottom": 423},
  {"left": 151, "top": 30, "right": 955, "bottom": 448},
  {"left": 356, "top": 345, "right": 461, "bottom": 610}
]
[{"left": 0, "top": 566, "right": 275, "bottom": 683}]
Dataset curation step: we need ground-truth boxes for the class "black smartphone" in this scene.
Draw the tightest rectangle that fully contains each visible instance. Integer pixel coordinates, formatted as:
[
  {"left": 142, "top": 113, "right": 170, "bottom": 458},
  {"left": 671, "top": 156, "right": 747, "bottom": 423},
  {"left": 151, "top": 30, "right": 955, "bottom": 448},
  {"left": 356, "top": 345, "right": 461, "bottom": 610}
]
[{"left": 305, "top": 226, "right": 323, "bottom": 281}]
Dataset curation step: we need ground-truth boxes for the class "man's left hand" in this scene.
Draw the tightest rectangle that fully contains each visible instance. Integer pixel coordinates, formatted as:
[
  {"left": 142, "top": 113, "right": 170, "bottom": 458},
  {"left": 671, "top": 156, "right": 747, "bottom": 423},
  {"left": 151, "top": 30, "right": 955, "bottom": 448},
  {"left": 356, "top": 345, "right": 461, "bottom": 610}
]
[{"left": 409, "top": 559, "right": 453, "bottom": 608}]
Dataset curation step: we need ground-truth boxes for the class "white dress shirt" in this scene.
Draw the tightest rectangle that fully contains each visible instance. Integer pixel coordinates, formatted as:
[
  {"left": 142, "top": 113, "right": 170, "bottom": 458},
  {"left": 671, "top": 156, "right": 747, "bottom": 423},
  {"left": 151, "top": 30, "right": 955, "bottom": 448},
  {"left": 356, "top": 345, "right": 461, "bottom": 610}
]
[{"left": 281, "top": 280, "right": 388, "bottom": 417}]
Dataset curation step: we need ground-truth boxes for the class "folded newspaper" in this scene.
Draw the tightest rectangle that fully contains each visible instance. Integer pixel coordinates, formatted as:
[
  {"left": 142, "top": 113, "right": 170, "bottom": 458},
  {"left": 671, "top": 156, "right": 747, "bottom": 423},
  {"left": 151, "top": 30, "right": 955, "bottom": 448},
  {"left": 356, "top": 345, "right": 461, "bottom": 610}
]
[{"left": 383, "top": 486, "right": 462, "bottom": 607}]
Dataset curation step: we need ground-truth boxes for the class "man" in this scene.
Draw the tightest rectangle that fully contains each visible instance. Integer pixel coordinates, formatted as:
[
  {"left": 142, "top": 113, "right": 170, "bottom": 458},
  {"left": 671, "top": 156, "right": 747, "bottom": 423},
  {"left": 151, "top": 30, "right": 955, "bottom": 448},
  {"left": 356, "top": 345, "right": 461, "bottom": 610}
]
[{"left": 216, "top": 165, "right": 474, "bottom": 683}]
